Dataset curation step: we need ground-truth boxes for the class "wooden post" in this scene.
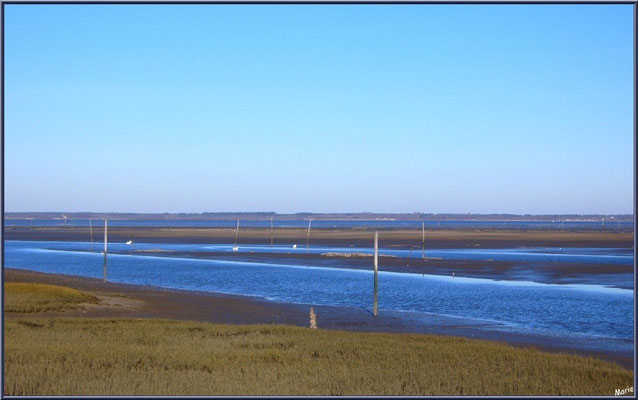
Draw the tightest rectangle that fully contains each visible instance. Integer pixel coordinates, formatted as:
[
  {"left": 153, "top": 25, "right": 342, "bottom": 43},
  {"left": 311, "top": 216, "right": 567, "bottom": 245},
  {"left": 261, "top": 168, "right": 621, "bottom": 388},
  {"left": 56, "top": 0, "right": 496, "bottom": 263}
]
[
  {"left": 89, "top": 218, "right": 94, "bottom": 251},
  {"left": 234, "top": 220, "right": 240, "bottom": 247},
  {"left": 270, "top": 217, "right": 274, "bottom": 247},
  {"left": 422, "top": 222, "right": 425, "bottom": 259},
  {"left": 306, "top": 219, "right": 312, "bottom": 254},
  {"left": 373, "top": 231, "right": 378, "bottom": 317},
  {"left": 103, "top": 219, "right": 108, "bottom": 282}
]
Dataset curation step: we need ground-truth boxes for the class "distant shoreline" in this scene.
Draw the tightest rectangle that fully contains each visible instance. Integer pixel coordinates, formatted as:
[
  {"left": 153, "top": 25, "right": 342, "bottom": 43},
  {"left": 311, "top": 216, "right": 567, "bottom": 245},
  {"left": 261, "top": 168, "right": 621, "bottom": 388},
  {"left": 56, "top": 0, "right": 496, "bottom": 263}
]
[{"left": 4, "top": 212, "right": 634, "bottom": 222}]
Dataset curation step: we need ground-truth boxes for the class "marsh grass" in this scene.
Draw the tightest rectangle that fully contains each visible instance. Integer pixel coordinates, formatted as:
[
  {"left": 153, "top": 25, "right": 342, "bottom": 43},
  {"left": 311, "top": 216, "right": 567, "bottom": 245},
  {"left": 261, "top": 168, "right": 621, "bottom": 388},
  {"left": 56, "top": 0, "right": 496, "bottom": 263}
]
[
  {"left": 4, "top": 282, "right": 98, "bottom": 313},
  {"left": 4, "top": 318, "right": 633, "bottom": 396}
]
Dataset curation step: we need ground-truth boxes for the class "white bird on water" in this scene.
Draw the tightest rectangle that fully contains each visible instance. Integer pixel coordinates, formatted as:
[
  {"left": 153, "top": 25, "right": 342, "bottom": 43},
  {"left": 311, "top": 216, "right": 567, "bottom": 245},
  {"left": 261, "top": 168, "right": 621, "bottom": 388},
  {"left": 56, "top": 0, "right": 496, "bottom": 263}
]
[
  {"left": 293, "top": 244, "right": 297, "bottom": 249},
  {"left": 126, "top": 240, "right": 133, "bottom": 245}
]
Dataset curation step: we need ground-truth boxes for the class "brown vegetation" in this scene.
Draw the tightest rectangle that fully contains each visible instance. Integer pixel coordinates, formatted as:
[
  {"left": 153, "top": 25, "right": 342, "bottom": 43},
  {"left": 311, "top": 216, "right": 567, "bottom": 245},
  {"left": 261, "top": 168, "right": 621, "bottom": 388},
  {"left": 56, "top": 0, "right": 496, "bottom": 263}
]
[
  {"left": 4, "top": 282, "right": 98, "bottom": 313},
  {"left": 4, "top": 318, "right": 633, "bottom": 396}
]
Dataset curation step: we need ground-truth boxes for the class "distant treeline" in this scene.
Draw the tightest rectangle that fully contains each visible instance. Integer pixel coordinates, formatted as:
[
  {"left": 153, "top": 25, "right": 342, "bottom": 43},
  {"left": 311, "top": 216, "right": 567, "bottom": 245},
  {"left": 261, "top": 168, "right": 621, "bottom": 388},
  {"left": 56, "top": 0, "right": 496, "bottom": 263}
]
[{"left": 4, "top": 212, "right": 634, "bottom": 222}]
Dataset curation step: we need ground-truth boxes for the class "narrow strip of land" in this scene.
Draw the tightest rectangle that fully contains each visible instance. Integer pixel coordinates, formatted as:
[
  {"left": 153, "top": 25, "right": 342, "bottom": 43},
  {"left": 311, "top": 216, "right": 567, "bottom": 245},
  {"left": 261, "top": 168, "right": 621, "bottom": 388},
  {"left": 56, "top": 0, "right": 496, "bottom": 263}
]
[{"left": 4, "top": 226, "right": 634, "bottom": 248}]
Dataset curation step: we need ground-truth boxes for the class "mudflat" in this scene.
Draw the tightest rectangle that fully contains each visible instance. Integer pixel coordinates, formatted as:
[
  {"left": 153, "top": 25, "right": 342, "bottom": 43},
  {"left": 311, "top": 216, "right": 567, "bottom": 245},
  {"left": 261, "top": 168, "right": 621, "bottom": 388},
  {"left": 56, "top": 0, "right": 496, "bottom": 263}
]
[
  {"left": 116, "top": 248, "right": 633, "bottom": 287},
  {"left": 4, "top": 226, "right": 634, "bottom": 248}
]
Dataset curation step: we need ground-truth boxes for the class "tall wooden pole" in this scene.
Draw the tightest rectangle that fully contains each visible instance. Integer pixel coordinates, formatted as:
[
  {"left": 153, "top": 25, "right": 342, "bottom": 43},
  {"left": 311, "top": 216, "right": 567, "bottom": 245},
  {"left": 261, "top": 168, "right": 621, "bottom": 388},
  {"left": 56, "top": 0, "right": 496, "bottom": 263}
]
[
  {"left": 89, "top": 218, "right": 94, "bottom": 251},
  {"left": 422, "top": 222, "right": 425, "bottom": 259},
  {"left": 306, "top": 219, "right": 312, "bottom": 254},
  {"left": 270, "top": 217, "right": 274, "bottom": 246},
  {"left": 234, "top": 220, "right": 240, "bottom": 248},
  {"left": 103, "top": 219, "right": 108, "bottom": 282},
  {"left": 373, "top": 231, "right": 378, "bottom": 317}
]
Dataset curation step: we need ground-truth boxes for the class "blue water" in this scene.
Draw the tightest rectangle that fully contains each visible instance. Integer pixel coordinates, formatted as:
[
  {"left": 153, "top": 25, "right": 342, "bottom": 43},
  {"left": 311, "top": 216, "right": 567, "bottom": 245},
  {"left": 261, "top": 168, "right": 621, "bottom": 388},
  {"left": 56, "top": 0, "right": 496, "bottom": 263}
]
[
  {"left": 4, "top": 240, "right": 634, "bottom": 350},
  {"left": 4, "top": 218, "right": 634, "bottom": 231},
  {"left": 13, "top": 240, "right": 634, "bottom": 266}
]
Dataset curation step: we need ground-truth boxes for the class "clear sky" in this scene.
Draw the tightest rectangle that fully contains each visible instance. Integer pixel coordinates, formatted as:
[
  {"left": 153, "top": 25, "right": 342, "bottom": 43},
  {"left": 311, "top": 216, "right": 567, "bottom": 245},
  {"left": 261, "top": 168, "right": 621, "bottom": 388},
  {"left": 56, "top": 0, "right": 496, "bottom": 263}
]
[{"left": 3, "top": 4, "right": 634, "bottom": 214}]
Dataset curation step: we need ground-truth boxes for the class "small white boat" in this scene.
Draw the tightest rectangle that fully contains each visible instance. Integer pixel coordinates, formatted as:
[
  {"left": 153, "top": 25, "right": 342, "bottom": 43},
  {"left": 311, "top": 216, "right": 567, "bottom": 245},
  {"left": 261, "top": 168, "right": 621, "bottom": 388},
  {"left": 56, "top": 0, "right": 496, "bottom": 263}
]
[
  {"left": 293, "top": 244, "right": 297, "bottom": 249},
  {"left": 232, "top": 246, "right": 239, "bottom": 252},
  {"left": 126, "top": 240, "right": 133, "bottom": 245}
]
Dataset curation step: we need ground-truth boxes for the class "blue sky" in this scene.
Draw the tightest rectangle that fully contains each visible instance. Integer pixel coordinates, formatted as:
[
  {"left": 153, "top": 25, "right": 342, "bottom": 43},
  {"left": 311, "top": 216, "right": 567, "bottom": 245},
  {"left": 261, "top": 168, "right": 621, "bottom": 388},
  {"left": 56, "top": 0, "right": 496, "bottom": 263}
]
[{"left": 3, "top": 4, "right": 634, "bottom": 214}]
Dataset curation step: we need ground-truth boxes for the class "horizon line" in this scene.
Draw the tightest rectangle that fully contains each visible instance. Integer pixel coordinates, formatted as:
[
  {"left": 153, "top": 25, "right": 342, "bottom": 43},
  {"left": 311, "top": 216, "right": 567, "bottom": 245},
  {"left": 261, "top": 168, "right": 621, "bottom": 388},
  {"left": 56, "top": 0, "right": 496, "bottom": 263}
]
[{"left": 3, "top": 211, "right": 634, "bottom": 216}]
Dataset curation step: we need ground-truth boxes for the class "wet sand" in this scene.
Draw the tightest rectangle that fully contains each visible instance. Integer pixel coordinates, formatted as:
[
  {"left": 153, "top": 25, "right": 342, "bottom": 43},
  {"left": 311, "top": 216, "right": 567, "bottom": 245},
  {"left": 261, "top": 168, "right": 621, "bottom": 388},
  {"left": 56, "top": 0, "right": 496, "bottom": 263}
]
[
  {"left": 4, "top": 268, "right": 633, "bottom": 369},
  {"left": 135, "top": 248, "right": 633, "bottom": 273},
  {"left": 4, "top": 226, "right": 634, "bottom": 248}
]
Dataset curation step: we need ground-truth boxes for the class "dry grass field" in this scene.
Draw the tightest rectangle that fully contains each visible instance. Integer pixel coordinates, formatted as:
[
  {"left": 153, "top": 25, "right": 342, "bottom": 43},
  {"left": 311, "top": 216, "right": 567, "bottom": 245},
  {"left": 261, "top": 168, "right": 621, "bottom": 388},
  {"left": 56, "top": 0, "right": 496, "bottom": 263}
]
[
  {"left": 4, "top": 282, "right": 98, "bottom": 313},
  {"left": 4, "top": 317, "right": 633, "bottom": 396}
]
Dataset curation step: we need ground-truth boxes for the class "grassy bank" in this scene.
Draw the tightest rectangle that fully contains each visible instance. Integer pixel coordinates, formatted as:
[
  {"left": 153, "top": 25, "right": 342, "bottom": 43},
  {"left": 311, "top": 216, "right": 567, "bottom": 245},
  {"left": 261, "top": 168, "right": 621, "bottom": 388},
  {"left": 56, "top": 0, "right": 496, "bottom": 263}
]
[
  {"left": 4, "top": 282, "right": 98, "bottom": 313},
  {"left": 4, "top": 317, "right": 633, "bottom": 396}
]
